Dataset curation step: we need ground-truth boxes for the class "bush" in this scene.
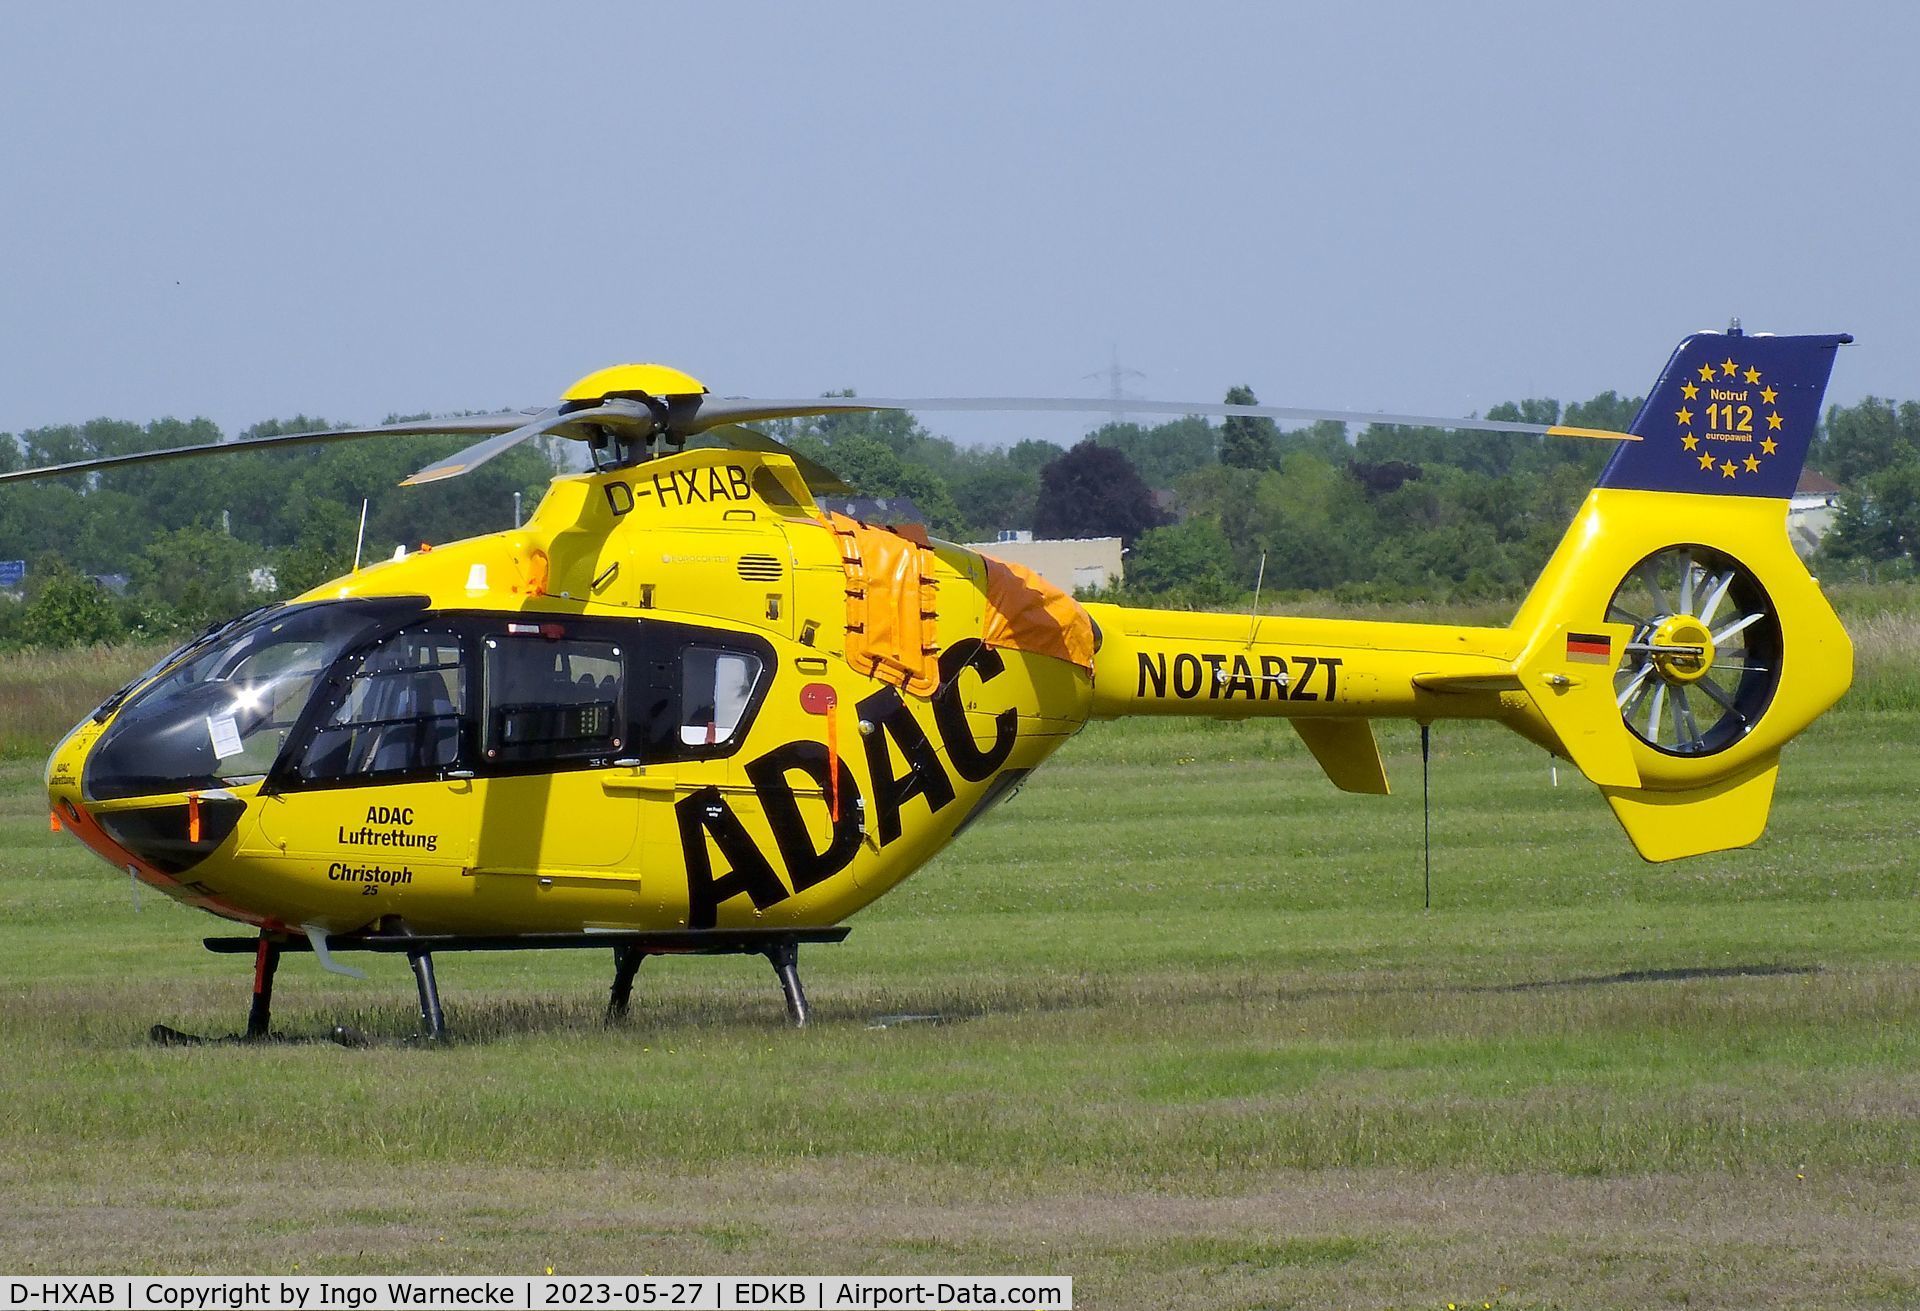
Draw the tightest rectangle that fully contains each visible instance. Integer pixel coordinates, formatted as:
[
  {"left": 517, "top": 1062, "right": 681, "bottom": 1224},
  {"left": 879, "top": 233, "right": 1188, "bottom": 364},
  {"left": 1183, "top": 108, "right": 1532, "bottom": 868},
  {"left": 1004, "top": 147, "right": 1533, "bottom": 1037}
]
[{"left": 21, "top": 564, "right": 122, "bottom": 648}]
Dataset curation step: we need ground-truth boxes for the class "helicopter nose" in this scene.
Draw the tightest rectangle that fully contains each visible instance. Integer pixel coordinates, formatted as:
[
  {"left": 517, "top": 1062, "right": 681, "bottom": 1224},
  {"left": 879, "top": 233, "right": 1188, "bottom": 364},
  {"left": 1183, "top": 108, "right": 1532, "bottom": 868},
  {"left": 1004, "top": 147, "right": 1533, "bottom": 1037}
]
[
  {"left": 44, "top": 715, "right": 102, "bottom": 822},
  {"left": 44, "top": 715, "right": 246, "bottom": 886},
  {"left": 45, "top": 718, "right": 130, "bottom": 873}
]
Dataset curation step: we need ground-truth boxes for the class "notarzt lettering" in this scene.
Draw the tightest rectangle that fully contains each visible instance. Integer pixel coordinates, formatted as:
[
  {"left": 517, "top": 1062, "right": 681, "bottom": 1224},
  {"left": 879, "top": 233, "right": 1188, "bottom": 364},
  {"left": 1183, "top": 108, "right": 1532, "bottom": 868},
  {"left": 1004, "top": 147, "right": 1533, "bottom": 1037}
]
[{"left": 1136, "top": 651, "right": 1340, "bottom": 702}]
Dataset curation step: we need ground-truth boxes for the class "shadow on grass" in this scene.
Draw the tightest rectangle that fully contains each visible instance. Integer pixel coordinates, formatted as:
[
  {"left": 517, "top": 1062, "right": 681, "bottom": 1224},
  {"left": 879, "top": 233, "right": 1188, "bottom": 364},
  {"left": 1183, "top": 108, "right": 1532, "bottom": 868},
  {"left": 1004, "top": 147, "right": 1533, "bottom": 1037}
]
[
  {"left": 115, "top": 961, "right": 1825, "bottom": 1047},
  {"left": 1481, "top": 963, "right": 1820, "bottom": 992}
]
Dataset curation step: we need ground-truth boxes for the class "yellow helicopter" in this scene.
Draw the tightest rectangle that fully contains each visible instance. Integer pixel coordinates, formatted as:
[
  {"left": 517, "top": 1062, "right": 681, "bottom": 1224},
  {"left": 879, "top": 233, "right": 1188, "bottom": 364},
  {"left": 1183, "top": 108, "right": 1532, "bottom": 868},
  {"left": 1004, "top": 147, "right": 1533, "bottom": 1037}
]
[{"left": 10, "top": 329, "right": 1854, "bottom": 1040}]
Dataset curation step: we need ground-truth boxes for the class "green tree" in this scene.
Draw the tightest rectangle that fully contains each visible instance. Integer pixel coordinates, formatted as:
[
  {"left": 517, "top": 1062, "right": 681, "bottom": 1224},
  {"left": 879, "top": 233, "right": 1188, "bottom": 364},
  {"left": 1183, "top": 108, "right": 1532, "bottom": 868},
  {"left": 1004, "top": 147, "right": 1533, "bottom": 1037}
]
[
  {"left": 21, "top": 559, "right": 123, "bottom": 647},
  {"left": 1815, "top": 398, "right": 1920, "bottom": 485},
  {"left": 274, "top": 500, "right": 361, "bottom": 597},
  {"left": 1823, "top": 462, "right": 1920, "bottom": 564},
  {"left": 1033, "top": 440, "right": 1166, "bottom": 546},
  {"left": 1275, "top": 419, "right": 1350, "bottom": 463},
  {"left": 1092, "top": 415, "right": 1215, "bottom": 487},
  {"left": 132, "top": 525, "right": 261, "bottom": 631},
  {"left": 790, "top": 432, "right": 967, "bottom": 537},
  {"left": 1219, "top": 385, "right": 1279, "bottom": 470},
  {"left": 947, "top": 457, "right": 1040, "bottom": 540},
  {"left": 1126, "top": 519, "right": 1238, "bottom": 602}
]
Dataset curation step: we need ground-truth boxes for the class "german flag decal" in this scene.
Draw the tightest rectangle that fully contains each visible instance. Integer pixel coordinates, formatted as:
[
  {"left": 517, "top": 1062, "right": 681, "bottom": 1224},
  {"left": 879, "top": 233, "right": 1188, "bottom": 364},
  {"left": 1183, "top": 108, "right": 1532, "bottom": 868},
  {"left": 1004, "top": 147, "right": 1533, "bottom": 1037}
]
[{"left": 1566, "top": 632, "right": 1612, "bottom": 664}]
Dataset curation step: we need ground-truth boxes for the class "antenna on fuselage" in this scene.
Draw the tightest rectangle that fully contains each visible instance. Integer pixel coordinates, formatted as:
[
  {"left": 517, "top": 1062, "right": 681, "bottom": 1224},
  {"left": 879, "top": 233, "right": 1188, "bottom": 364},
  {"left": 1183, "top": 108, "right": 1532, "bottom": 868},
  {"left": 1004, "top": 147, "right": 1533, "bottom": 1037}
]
[
  {"left": 352, "top": 498, "right": 369, "bottom": 573},
  {"left": 1246, "top": 552, "right": 1267, "bottom": 647}
]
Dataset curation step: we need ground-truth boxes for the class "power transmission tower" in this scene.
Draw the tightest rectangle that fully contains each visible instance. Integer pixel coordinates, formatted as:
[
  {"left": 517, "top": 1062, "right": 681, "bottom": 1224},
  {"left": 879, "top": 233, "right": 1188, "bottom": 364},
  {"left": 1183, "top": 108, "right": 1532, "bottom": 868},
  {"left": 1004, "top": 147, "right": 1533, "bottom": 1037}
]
[{"left": 1083, "top": 345, "right": 1146, "bottom": 428}]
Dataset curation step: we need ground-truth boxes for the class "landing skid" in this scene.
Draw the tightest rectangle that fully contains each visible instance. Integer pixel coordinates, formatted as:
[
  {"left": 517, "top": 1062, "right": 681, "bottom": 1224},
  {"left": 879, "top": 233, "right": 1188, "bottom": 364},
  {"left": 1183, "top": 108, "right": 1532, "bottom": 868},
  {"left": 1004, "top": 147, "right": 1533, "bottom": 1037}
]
[{"left": 154, "top": 928, "right": 849, "bottom": 1044}]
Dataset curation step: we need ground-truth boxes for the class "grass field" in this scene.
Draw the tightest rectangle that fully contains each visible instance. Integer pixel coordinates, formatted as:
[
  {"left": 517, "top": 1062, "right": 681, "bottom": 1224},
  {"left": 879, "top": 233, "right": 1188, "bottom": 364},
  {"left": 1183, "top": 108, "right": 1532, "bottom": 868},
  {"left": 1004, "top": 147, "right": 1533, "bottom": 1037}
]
[{"left": 0, "top": 594, "right": 1916, "bottom": 1309}]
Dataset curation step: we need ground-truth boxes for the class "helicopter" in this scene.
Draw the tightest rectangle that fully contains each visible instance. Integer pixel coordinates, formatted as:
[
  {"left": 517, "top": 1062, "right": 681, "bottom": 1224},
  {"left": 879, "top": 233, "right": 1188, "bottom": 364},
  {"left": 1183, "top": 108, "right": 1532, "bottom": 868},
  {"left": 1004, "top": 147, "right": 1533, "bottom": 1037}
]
[{"left": 10, "top": 329, "right": 1854, "bottom": 1041}]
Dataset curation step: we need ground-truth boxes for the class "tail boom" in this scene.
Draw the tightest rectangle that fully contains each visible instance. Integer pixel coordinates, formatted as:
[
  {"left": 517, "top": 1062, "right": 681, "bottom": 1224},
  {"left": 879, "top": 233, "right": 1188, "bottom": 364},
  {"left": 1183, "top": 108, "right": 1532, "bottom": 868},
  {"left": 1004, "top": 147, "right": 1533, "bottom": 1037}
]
[{"left": 1085, "top": 328, "right": 1853, "bottom": 861}]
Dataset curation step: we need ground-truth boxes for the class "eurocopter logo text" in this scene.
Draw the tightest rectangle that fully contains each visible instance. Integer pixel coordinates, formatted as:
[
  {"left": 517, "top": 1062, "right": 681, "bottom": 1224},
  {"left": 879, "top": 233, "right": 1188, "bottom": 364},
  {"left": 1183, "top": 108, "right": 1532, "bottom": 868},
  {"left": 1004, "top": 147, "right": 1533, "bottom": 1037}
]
[{"left": 1673, "top": 354, "right": 1785, "bottom": 483}]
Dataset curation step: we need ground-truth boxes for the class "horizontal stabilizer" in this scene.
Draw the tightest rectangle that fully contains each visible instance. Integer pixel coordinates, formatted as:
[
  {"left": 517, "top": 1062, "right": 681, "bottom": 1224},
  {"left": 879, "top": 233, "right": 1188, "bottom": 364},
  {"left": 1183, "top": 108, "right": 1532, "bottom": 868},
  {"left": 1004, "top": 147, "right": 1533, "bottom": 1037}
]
[
  {"left": 1412, "top": 670, "right": 1522, "bottom": 694},
  {"left": 1601, "top": 753, "right": 1780, "bottom": 861},
  {"left": 1292, "top": 719, "right": 1390, "bottom": 795}
]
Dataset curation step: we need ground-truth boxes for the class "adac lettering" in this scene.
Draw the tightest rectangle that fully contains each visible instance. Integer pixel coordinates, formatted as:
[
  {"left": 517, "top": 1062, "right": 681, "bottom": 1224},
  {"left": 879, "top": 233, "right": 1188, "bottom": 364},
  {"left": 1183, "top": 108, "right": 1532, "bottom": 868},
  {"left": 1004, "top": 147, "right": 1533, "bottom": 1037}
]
[
  {"left": 1135, "top": 650, "right": 1342, "bottom": 702},
  {"left": 678, "top": 639, "right": 1014, "bottom": 928},
  {"left": 336, "top": 803, "right": 439, "bottom": 852}
]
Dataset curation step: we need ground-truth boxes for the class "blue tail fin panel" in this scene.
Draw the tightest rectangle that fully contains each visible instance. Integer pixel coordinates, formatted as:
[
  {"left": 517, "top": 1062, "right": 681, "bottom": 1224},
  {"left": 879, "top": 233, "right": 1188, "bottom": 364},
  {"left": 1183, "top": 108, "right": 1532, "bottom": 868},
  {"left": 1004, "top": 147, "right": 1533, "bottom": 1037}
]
[{"left": 1598, "top": 331, "right": 1850, "bottom": 499}]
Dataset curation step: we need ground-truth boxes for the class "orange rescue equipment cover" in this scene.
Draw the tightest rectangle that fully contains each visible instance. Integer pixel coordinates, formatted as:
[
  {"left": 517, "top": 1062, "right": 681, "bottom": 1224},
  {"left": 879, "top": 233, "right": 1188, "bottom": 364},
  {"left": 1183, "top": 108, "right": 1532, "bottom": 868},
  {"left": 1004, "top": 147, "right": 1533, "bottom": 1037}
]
[
  {"left": 982, "top": 554, "right": 1095, "bottom": 671},
  {"left": 830, "top": 513, "right": 941, "bottom": 696}
]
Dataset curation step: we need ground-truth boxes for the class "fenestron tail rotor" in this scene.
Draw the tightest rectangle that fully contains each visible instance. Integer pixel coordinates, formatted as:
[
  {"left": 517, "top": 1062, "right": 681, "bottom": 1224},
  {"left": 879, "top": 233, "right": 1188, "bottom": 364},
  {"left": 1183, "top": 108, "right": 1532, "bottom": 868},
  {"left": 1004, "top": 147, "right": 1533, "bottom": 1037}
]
[
  {"left": 0, "top": 360, "right": 1640, "bottom": 490},
  {"left": 1606, "top": 545, "right": 1782, "bottom": 756}
]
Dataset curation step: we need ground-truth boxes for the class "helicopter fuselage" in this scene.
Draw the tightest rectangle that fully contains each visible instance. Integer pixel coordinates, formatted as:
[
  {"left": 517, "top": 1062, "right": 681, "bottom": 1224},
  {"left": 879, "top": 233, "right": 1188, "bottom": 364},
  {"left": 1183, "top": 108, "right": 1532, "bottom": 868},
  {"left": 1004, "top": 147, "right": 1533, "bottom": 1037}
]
[
  {"left": 46, "top": 423, "right": 1850, "bottom": 946},
  {"left": 45, "top": 448, "right": 1096, "bottom": 937}
]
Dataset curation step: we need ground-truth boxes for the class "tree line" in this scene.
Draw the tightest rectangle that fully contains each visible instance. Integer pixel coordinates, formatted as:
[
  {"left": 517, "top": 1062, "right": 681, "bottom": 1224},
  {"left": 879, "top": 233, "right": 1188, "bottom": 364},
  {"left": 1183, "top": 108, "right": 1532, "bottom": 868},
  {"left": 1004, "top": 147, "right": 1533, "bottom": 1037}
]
[
  {"left": 0, "top": 416, "right": 556, "bottom": 646},
  {"left": 1, "top": 385, "right": 1914, "bottom": 647}
]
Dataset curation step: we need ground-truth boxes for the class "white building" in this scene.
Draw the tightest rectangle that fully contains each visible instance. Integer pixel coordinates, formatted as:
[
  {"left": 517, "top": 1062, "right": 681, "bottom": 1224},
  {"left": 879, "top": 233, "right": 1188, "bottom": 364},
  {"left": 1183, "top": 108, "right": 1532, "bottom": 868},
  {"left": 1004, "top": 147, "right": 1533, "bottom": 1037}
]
[
  {"left": 962, "top": 535, "right": 1124, "bottom": 593},
  {"left": 1789, "top": 470, "right": 1842, "bottom": 557}
]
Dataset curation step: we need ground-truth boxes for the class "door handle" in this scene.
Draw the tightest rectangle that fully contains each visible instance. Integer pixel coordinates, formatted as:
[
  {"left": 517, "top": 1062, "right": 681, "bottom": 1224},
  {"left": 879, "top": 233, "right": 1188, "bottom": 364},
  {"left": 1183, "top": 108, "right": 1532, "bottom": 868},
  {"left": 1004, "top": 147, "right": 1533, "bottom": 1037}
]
[{"left": 603, "top": 771, "right": 674, "bottom": 795}]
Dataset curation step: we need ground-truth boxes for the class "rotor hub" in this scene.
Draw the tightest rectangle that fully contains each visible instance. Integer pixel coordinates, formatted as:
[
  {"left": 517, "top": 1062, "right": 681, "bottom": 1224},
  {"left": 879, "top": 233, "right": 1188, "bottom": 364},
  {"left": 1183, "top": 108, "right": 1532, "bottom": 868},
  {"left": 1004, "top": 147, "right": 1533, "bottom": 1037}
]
[{"left": 1649, "top": 614, "right": 1715, "bottom": 684}]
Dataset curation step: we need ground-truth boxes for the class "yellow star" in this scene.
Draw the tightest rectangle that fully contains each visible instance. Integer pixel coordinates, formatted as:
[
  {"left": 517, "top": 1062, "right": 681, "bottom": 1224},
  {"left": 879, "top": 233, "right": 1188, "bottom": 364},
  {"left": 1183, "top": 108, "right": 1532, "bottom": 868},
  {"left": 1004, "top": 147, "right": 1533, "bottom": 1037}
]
[
  {"left": 1760, "top": 385, "right": 1778, "bottom": 404},
  {"left": 1761, "top": 437, "right": 1778, "bottom": 455},
  {"left": 1698, "top": 451, "right": 1717, "bottom": 470},
  {"left": 1681, "top": 433, "right": 1699, "bottom": 450},
  {"left": 1721, "top": 358, "right": 1738, "bottom": 377},
  {"left": 1697, "top": 363, "right": 1717, "bottom": 382},
  {"left": 1674, "top": 406, "right": 1694, "bottom": 426},
  {"left": 1766, "top": 411, "right": 1782, "bottom": 430},
  {"left": 1744, "top": 454, "right": 1761, "bottom": 472},
  {"left": 1680, "top": 381, "right": 1699, "bottom": 400},
  {"left": 1743, "top": 366, "right": 1762, "bottom": 385},
  {"left": 1721, "top": 460, "right": 1738, "bottom": 477}
]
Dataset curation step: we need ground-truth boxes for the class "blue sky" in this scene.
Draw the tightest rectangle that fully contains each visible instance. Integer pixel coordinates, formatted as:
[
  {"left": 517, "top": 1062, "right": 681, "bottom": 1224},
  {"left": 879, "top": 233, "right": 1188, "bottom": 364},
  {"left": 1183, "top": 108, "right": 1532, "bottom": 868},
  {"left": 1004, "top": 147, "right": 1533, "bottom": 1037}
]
[{"left": 2, "top": 2, "right": 1914, "bottom": 447}]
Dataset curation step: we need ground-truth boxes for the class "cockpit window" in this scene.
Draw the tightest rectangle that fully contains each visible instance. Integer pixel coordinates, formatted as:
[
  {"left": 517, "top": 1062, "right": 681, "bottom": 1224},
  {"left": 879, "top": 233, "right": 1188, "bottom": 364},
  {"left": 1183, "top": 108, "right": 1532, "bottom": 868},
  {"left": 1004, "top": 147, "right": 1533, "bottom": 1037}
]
[
  {"left": 296, "top": 629, "right": 467, "bottom": 782},
  {"left": 90, "top": 604, "right": 279, "bottom": 723},
  {"left": 82, "top": 600, "right": 422, "bottom": 801}
]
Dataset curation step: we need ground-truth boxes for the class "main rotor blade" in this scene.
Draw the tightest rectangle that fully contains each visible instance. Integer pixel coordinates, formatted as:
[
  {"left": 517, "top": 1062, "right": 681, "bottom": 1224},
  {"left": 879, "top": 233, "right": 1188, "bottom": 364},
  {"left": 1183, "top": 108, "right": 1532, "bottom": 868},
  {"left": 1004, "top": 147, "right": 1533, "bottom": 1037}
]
[
  {"left": 694, "top": 425, "right": 856, "bottom": 496},
  {"left": 400, "top": 399, "right": 671, "bottom": 485},
  {"left": 400, "top": 409, "right": 562, "bottom": 486},
  {"left": 0, "top": 413, "right": 533, "bottom": 486},
  {"left": 684, "top": 396, "right": 1637, "bottom": 442}
]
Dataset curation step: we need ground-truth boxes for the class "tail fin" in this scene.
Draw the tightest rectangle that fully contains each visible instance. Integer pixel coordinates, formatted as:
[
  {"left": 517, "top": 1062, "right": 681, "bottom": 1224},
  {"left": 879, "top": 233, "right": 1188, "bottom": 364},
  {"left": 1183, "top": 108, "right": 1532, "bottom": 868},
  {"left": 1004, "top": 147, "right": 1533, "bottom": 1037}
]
[
  {"left": 1599, "top": 329, "right": 1850, "bottom": 498},
  {"left": 1509, "top": 328, "right": 1853, "bottom": 860}
]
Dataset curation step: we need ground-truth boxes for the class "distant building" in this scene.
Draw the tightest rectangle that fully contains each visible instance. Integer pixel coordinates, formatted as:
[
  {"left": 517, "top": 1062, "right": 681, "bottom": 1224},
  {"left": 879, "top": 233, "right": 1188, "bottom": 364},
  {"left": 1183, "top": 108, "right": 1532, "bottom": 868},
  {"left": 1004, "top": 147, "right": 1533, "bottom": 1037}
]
[
  {"left": 1789, "top": 470, "right": 1842, "bottom": 556},
  {"left": 963, "top": 535, "right": 1123, "bottom": 594}
]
